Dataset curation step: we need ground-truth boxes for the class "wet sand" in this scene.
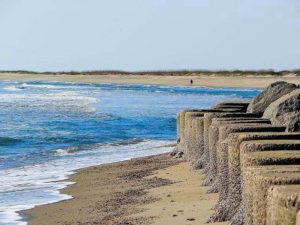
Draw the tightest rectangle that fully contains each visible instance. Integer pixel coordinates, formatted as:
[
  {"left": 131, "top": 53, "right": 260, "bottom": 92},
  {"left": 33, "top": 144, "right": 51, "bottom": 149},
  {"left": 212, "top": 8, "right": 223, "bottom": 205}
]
[
  {"left": 24, "top": 154, "right": 226, "bottom": 225},
  {"left": 0, "top": 72, "right": 299, "bottom": 88}
]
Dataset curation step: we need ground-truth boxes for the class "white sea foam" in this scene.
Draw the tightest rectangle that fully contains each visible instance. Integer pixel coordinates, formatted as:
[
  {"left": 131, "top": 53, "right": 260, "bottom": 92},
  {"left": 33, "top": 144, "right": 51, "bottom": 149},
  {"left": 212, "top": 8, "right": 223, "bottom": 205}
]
[
  {"left": 0, "top": 91, "right": 97, "bottom": 113},
  {"left": 3, "top": 82, "right": 74, "bottom": 92},
  {"left": 0, "top": 211, "right": 27, "bottom": 225},
  {"left": 21, "top": 83, "right": 61, "bottom": 89},
  {"left": 3, "top": 86, "right": 23, "bottom": 91},
  {"left": 0, "top": 139, "right": 175, "bottom": 225},
  {"left": 54, "top": 148, "right": 71, "bottom": 156}
]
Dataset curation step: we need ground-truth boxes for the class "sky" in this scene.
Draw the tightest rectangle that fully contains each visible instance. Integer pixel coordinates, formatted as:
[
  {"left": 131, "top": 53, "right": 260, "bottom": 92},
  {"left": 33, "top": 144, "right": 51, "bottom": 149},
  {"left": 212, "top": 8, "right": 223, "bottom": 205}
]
[{"left": 0, "top": 0, "right": 300, "bottom": 72}]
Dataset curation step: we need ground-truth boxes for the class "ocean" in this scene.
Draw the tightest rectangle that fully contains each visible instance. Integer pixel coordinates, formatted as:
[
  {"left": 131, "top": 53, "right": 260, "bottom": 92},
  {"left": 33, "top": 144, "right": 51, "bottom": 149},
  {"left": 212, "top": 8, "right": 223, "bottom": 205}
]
[{"left": 0, "top": 81, "right": 260, "bottom": 224}]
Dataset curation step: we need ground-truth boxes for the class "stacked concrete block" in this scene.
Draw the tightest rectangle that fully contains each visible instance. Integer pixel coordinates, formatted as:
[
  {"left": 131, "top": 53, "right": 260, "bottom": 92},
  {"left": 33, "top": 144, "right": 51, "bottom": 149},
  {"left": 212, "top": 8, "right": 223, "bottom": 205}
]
[
  {"left": 206, "top": 119, "right": 271, "bottom": 191},
  {"left": 176, "top": 102, "right": 250, "bottom": 161},
  {"left": 244, "top": 166, "right": 300, "bottom": 225},
  {"left": 266, "top": 185, "right": 300, "bottom": 225},
  {"left": 202, "top": 112, "right": 260, "bottom": 173},
  {"left": 229, "top": 137, "right": 300, "bottom": 224},
  {"left": 175, "top": 81, "right": 300, "bottom": 225},
  {"left": 212, "top": 131, "right": 299, "bottom": 223}
]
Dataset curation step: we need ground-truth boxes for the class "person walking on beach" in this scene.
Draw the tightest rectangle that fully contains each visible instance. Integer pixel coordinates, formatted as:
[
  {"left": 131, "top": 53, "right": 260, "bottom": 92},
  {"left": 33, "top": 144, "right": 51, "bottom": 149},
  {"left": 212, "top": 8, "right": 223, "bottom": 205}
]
[{"left": 190, "top": 79, "right": 193, "bottom": 85}]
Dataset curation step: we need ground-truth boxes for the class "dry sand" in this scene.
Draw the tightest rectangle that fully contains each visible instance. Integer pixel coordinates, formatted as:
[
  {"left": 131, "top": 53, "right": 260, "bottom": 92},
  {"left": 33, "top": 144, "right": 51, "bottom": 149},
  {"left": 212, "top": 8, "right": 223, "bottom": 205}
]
[
  {"left": 0, "top": 72, "right": 299, "bottom": 88},
  {"left": 24, "top": 154, "right": 226, "bottom": 225},
  {"left": 130, "top": 161, "right": 225, "bottom": 225}
]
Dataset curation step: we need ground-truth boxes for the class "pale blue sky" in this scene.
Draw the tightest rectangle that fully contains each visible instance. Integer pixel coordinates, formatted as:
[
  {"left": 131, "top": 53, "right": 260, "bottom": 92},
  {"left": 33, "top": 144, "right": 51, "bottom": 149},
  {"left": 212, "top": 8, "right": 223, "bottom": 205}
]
[{"left": 0, "top": 0, "right": 300, "bottom": 71}]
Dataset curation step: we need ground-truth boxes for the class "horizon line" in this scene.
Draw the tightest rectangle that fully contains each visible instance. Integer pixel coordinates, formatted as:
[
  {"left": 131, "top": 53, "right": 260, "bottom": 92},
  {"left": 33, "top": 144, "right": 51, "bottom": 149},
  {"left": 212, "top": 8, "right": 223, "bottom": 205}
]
[{"left": 1, "top": 69, "right": 300, "bottom": 75}]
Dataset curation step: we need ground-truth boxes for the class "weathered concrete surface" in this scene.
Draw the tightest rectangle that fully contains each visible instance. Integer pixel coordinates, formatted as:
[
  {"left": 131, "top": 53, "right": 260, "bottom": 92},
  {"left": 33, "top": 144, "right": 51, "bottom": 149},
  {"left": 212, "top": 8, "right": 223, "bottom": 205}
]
[
  {"left": 236, "top": 140, "right": 300, "bottom": 225},
  {"left": 227, "top": 134, "right": 300, "bottom": 205},
  {"left": 266, "top": 185, "right": 300, "bottom": 225},
  {"left": 263, "top": 89, "right": 300, "bottom": 132},
  {"left": 184, "top": 111, "right": 205, "bottom": 166},
  {"left": 242, "top": 150, "right": 300, "bottom": 168},
  {"left": 213, "top": 101, "right": 250, "bottom": 111},
  {"left": 242, "top": 152, "right": 300, "bottom": 225},
  {"left": 181, "top": 109, "right": 229, "bottom": 162},
  {"left": 177, "top": 107, "right": 245, "bottom": 155},
  {"left": 247, "top": 81, "right": 298, "bottom": 114},
  {"left": 244, "top": 166, "right": 300, "bottom": 225},
  {"left": 205, "top": 120, "right": 271, "bottom": 191},
  {"left": 240, "top": 139, "right": 300, "bottom": 153},
  {"left": 177, "top": 109, "right": 202, "bottom": 154},
  {"left": 212, "top": 133, "right": 300, "bottom": 222},
  {"left": 297, "top": 211, "right": 300, "bottom": 225},
  {"left": 213, "top": 105, "right": 248, "bottom": 112},
  {"left": 202, "top": 112, "right": 260, "bottom": 175},
  {"left": 210, "top": 129, "right": 291, "bottom": 222},
  {"left": 216, "top": 128, "right": 286, "bottom": 199}
]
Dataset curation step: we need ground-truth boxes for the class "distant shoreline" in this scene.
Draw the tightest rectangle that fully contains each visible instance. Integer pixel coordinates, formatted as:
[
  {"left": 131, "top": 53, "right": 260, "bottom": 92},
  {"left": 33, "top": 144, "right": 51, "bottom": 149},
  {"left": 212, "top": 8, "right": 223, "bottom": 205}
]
[
  {"left": 0, "top": 72, "right": 299, "bottom": 88},
  {"left": 1, "top": 70, "right": 300, "bottom": 76}
]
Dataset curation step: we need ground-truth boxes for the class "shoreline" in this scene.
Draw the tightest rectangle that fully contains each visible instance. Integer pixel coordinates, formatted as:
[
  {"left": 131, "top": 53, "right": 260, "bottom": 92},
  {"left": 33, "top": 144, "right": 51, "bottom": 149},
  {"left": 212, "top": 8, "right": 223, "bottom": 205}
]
[
  {"left": 5, "top": 75, "right": 297, "bottom": 225},
  {"left": 0, "top": 78, "right": 250, "bottom": 224},
  {"left": 23, "top": 154, "right": 225, "bottom": 225},
  {"left": 13, "top": 140, "right": 175, "bottom": 225},
  {"left": 0, "top": 73, "right": 299, "bottom": 88}
]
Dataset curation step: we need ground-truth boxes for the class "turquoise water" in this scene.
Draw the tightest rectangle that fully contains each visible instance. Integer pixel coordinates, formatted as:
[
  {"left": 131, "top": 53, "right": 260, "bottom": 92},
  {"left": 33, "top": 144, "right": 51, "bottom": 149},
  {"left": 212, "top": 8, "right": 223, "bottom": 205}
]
[{"left": 0, "top": 81, "right": 260, "bottom": 224}]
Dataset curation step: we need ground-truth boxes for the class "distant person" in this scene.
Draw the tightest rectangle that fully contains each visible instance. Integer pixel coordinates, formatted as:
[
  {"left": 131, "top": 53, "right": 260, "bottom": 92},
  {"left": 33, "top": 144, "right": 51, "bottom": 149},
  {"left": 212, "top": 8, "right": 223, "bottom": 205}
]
[{"left": 190, "top": 79, "right": 193, "bottom": 85}]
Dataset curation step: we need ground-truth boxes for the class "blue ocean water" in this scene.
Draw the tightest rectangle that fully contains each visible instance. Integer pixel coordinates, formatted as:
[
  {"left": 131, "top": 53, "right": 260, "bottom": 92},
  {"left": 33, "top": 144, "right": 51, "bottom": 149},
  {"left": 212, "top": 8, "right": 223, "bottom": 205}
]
[{"left": 0, "top": 81, "right": 260, "bottom": 224}]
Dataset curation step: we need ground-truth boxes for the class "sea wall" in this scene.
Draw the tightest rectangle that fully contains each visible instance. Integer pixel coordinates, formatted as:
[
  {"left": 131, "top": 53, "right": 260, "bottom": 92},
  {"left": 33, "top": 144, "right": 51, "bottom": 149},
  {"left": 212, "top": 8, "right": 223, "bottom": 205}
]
[{"left": 175, "top": 81, "right": 300, "bottom": 225}]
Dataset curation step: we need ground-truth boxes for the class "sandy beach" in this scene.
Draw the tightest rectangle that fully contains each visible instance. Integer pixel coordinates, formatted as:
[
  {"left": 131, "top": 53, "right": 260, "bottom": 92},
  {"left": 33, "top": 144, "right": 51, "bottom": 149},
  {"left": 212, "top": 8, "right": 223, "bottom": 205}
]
[
  {"left": 3, "top": 0, "right": 300, "bottom": 224},
  {"left": 0, "top": 72, "right": 299, "bottom": 88},
  {"left": 7, "top": 73, "right": 297, "bottom": 224},
  {"left": 24, "top": 154, "right": 225, "bottom": 225}
]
